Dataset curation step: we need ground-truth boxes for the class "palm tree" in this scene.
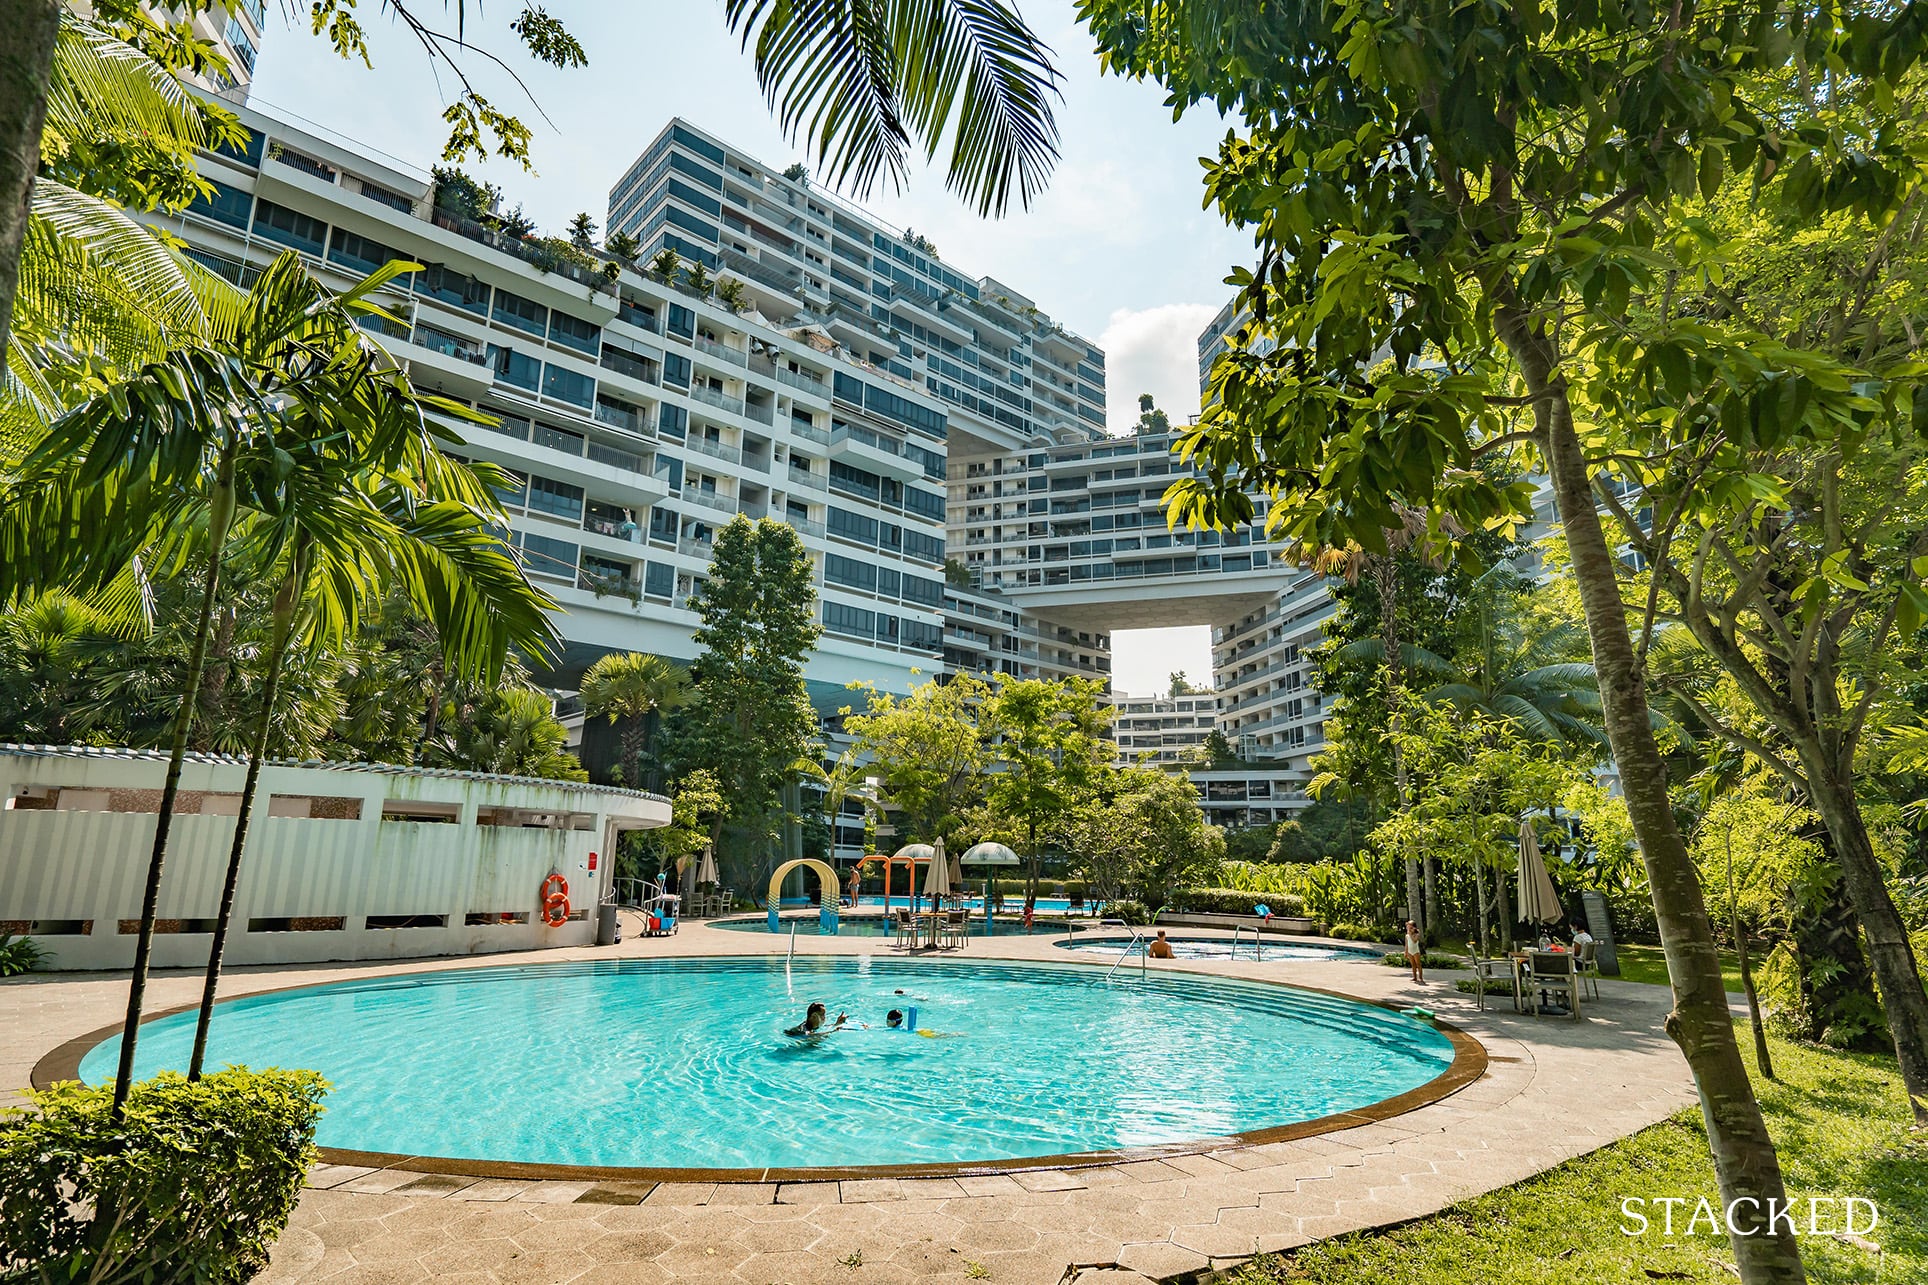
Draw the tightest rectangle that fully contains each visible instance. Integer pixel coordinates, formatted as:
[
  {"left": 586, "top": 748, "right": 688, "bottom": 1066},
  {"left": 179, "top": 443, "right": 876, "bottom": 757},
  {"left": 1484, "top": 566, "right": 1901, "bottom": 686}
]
[
  {"left": 580, "top": 651, "right": 692, "bottom": 790},
  {"left": 795, "top": 748, "right": 881, "bottom": 860},
  {"left": 432, "top": 685, "right": 586, "bottom": 781}
]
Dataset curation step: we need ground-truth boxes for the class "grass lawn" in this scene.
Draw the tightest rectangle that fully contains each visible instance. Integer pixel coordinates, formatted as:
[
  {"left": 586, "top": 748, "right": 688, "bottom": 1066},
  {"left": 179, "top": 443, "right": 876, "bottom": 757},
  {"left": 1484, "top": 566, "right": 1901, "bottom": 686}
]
[
  {"left": 1224, "top": 1031, "right": 1924, "bottom": 1285},
  {"left": 1612, "top": 942, "right": 1746, "bottom": 994}
]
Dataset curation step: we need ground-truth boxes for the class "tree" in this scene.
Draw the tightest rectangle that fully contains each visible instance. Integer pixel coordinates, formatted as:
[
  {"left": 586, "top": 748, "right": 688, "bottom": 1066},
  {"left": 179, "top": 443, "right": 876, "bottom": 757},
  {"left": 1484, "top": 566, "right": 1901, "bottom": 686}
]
[
  {"left": 566, "top": 211, "right": 597, "bottom": 251},
  {"left": 1095, "top": 764, "right": 1224, "bottom": 911},
  {"left": 795, "top": 748, "right": 880, "bottom": 860},
  {"left": 605, "top": 229, "right": 641, "bottom": 263},
  {"left": 634, "top": 768, "right": 725, "bottom": 885},
  {"left": 715, "top": 277, "right": 749, "bottom": 314},
  {"left": 432, "top": 683, "right": 583, "bottom": 781},
  {"left": 943, "top": 556, "right": 973, "bottom": 588},
  {"left": 1135, "top": 393, "right": 1171, "bottom": 435},
  {"left": 982, "top": 675, "right": 1112, "bottom": 903},
  {"left": 1166, "top": 670, "right": 1207, "bottom": 697},
  {"left": 1093, "top": 6, "right": 1928, "bottom": 1273},
  {"left": 682, "top": 517, "right": 820, "bottom": 886},
  {"left": 580, "top": 651, "right": 691, "bottom": 790},
  {"left": 647, "top": 246, "right": 681, "bottom": 283},
  {"left": 843, "top": 674, "right": 988, "bottom": 842},
  {"left": 683, "top": 260, "right": 713, "bottom": 296}
]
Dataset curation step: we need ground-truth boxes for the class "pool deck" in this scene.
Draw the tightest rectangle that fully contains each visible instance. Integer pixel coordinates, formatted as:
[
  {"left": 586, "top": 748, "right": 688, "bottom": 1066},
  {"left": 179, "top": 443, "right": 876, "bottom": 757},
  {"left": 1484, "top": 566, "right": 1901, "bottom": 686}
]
[{"left": 2, "top": 923, "right": 1700, "bottom": 1284}]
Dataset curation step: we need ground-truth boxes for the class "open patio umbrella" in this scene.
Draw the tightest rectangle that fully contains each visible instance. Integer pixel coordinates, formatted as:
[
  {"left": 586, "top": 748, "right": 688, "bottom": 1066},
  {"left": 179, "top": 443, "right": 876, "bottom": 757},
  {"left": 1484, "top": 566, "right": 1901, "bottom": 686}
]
[
  {"left": 1516, "top": 820, "right": 1563, "bottom": 927},
  {"left": 960, "top": 841, "right": 1020, "bottom": 866},
  {"left": 893, "top": 842, "right": 936, "bottom": 862}
]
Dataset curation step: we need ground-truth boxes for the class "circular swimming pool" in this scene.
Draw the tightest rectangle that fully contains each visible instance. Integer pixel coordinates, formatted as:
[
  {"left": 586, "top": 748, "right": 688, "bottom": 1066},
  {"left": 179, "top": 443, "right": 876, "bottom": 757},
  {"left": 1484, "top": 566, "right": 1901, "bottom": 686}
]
[
  {"left": 1059, "top": 937, "right": 1384, "bottom": 963},
  {"left": 80, "top": 957, "right": 1459, "bottom": 1173}
]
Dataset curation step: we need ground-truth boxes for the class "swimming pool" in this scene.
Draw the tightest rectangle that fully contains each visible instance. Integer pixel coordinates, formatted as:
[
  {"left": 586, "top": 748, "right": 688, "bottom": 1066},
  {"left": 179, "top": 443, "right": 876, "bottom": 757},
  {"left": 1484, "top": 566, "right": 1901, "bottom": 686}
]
[
  {"left": 81, "top": 957, "right": 1459, "bottom": 1173},
  {"left": 1060, "top": 937, "right": 1384, "bottom": 963},
  {"left": 710, "top": 913, "right": 1062, "bottom": 937}
]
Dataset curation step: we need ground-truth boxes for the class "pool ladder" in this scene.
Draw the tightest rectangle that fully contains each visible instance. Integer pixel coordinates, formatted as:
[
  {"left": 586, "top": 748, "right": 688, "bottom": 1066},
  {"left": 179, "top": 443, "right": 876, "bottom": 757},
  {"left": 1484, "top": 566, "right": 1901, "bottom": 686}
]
[
  {"left": 1231, "top": 925, "right": 1264, "bottom": 962},
  {"left": 1100, "top": 919, "right": 1147, "bottom": 984}
]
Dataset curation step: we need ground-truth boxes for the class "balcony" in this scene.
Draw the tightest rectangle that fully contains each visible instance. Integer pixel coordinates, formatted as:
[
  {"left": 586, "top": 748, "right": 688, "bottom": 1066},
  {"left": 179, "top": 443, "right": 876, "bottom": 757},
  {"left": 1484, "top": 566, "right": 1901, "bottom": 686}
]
[
  {"left": 428, "top": 207, "right": 617, "bottom": 296},
  {"left": 688, "top": 384, "right": 745, "bottom": 417},
  {"left": 587, "top": 440, "right": 648, "bottom": 474},
  {"left": 744, "top": 399, "right": 775, "bottom": 425},
  {"left": 677, "top": 537, "right": 714, "bottom": 560},
  {"left": 683, "top": 436, "right": 742, "bottom": 465},
  {"left": 694, "top": 335, "right": 748, "bottom": 368},
  {"left": 683, "top": 488, "right": 736, "bottom": 515},
  {"left": 789, "top": 420, "right": 829, "bottom": 445},
  {"left": 720, "top": 246, "right": 800, "bottom": 294},
  {"left": 829, "top": 422, "right": 923, "bottom": 482},
  {"left": 786, "top": 516, "right": 825, "bottom": 540},
  {"left": 785, "top": 466, "right": 826, "bottom": 493},
  {"left": 593, "top": 399, "right": 648, "bottom": 435},
  {"left": 774, "top": 365, "right": 826, "bottom": 395}
]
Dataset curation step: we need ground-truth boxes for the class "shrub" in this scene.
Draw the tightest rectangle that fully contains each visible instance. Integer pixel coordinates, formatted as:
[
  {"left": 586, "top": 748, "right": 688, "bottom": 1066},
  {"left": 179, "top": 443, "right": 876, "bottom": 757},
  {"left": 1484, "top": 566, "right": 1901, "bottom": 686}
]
[
  {"left": 1380, "top": 951, "right": 1467, "bottom": 971},
  {"left": 0, "top": 933, "right": 47, "bottom": 976},
  {"left": 1328, "top": 921, "right": 1395, "bottom": 942},
  {"left": 1166, "top": 887, "right": 1308, "bottom": 917},
  {"left": 1103, "top": 899, "right": 1150, "bottom": 926},
  {"left": 0, "top": 1068, "right": 327, "bottom": 1284},
  {"left": 1453, "top": 977, "right": 1519, "bottom": 996}
]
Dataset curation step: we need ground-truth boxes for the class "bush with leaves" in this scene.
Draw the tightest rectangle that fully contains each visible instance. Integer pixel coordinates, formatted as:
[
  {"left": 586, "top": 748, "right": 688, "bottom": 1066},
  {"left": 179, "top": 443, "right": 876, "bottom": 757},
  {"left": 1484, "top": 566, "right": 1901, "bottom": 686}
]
[
  {"left": 0, "top": 934, "right": 48, "bottom": 975},
  {"left": 1165, "top": 887, "right": 1307, "bottom": 918},
  {"left": 0, "top": 1068, "right": 325, "bottom": 1283}
]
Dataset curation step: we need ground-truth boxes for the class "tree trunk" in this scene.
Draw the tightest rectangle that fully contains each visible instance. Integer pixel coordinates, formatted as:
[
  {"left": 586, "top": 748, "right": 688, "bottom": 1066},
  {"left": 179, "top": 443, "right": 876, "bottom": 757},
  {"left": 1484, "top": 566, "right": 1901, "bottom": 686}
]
[
  {"left": 1495, "top": 858, "right": 1514, "bottom": 951},
  {"left": 1473, "top": 857, "right": 1490, "bottom": 959},
  {"left": 0, "top": 0, "right": 59, "bottom": 382},
  {"left": 1726, "top": 831, "right": 1773, "bottom": 1081},
  {"left": 1802, "top": 767, "right": 1928, "bottom": 1122},
  {"left": 1423, "top": 856, "right": 1439, "bottom": 942},
  {"left": 1787, "top": 840, "right": 1885, "bottom": 1050},
  {"left": 188, "top": 556, "right": 300, "bottom": 1079},
  {"left": 1530, "top": 362, "right": 1802, "bottom": 1281},
  {"left": 111, "top": 451, "right": 237, "bottom": 1116}
]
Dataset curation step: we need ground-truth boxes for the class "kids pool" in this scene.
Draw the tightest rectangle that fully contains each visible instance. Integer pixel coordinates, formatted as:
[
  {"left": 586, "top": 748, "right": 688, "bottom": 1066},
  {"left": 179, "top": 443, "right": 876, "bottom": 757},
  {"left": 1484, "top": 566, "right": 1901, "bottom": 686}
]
[{"left": 81, "top": 956, "right": 1459, "bottom": 1172}]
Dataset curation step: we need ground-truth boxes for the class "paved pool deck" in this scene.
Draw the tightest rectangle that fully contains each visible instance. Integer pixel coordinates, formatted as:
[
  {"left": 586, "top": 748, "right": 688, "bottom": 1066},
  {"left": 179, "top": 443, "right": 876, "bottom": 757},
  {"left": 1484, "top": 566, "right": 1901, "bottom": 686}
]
[{"left": 2, "top": 921, "right": 1699, "bottom": 1284}]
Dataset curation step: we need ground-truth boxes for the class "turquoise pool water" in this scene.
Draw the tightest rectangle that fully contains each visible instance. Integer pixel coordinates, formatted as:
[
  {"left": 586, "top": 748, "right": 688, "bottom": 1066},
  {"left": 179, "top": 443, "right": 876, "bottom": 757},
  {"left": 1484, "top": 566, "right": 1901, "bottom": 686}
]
[
  {"left": 80, "top": 957, "right": 1455, "bottom": 1171},
  {"left": 711, "top": 914, "right": 1061, "bottom": 937},
  {"left": 1060, "top": 937, "right": 1383, "bottom": 963}
]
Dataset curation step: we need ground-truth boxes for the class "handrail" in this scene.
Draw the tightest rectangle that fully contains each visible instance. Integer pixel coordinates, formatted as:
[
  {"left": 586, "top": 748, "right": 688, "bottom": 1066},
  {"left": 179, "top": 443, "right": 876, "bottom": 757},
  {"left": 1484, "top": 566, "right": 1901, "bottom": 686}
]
[
  {"left": 788, "top": 919, "right": 797, "bottom": 961},
  {"left": 1096, "top": 918, "right": 1147, "bottom": 983}
]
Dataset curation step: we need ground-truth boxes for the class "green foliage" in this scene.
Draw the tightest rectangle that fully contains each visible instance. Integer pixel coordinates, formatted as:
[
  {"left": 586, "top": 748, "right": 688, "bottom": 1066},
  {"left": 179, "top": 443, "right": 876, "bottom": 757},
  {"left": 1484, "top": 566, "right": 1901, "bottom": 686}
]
[
  {"left": 942, "top": 556, "right": 972, "bottom": 588},
  {"left": 1068, "top": 764, "right": 1226, "bottom": 911},
  {"left": 715, "top": 277, "right": 749, "bottom": 314},
  {"left": 0, "top": 1068, "right": 325, "bottom": 1284},
  {"left": 566, "top": 211, "right": 597, "bottom": 251},
  {"left": 0, "top": 934, "right": 48, "bottom": 975},
  {"left": 1135, "top": 393, "right": 1171, "bottom": 436},
  {"left": 983, "top": 674, "right": 1113, "bottom": 888},
  {"left": 429, "top": 165, "right": 498, "bottom": 222},
  {"left": 843, "top": 673, "right": 988, "bottom": 842},
  {"left": 681, "top": 517, "right": 821, "bottom": 880},
  {"left": 581, "top": 652, "right": 690, "bottom": 790},
  {"left": 1102, "top": 898, "right": 1149, "bottom": 926},
  {"left": 1381, "top": 951, "right": 1465, "bottom": 971},
  {"left": 431, "top": 682, "right": 585, "bottom": 782},
  {"left": 1166, "top": 887, "right": 1305, "bottom": 918},
  {"left": 605, "top": 229, "right": 642, "bottom": 263},
  {"left": 1211, "top": 860, "right": 1304, "bottom": 895},
  {"left": 632, "top": 768, "right": 725, "bottom": 882},
  {"left": 1266, "top": 799, "right": 1377, "bottom": 863}
]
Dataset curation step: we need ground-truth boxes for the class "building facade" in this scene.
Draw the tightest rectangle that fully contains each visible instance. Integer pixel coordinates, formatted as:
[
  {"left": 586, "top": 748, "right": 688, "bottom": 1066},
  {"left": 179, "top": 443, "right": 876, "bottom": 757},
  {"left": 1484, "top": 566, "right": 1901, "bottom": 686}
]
[{"left": 1109, "top": 693, "right": 1218, "bottom": 768}]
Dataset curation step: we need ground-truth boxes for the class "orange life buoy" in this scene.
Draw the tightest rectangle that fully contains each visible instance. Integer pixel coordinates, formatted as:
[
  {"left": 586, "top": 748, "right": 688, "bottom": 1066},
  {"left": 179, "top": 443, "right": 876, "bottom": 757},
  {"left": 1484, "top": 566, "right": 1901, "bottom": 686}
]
[{"left": 540, "top": 873, "right": 570, "bottom": 928}]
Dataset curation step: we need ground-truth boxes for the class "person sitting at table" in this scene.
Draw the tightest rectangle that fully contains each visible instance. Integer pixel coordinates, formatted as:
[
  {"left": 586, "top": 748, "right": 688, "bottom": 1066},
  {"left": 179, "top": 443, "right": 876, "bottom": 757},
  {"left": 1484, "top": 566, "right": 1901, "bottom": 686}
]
[
  {"left": 1571, "top": 924, "right": 1595, "bottom": 951},
  {"left": 1148, "top": 930, "right": 1176, "bottom": 960}
]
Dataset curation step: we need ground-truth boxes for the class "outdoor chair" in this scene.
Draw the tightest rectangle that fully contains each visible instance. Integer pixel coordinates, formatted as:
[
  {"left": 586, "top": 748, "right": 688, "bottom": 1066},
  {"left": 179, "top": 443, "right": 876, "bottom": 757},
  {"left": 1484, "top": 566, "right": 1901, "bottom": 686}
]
[
  {"left": 892, "top": 908, "right": 917, "bottom": 950},
  {"left": 1575, "top": 940, "right": 1602, "bottom": 1000},
  {"left": 943, "top": 909, "right": 968, "bottom": 949},
  {"left": 1471, "top": 953, "right": 1520, "bottom": 1013},
  {"left": 1527, "top": 950, "right": 1582, "bottom": 1020}
]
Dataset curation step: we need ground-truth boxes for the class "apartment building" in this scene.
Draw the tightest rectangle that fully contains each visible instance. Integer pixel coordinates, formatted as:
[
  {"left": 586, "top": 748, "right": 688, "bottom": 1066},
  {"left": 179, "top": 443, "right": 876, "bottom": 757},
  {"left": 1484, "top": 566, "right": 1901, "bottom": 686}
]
[
  {"left": 1110, "top": 693, "right": 1218, "bottom": 768},
  {"left": 155, "top": 103, "right": 964, "bottom": 701},
  {"left": 943, "top": 583, "right": 1110, "bottom": 686}
]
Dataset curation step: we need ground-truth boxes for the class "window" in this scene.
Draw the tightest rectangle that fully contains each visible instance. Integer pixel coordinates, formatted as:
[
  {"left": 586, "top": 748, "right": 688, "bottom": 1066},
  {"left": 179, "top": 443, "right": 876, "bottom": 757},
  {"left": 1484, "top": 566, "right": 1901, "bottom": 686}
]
[
  {"left": 827, "top": 506, "right": 879, "bottom": 544},
  {"left": 825, "top": 553, "right": 877, "bottom": 592},
  {"left": 549, "top": 311, "right": 601, "bottom": 355},
  {"left": 662, "top": 353, "right": 691, "bottom": 389},
  {"left": 251, "top": 199, "right": 325, "bottom": 255},
  {"left": 488, "top": 345, "right": 539, "bottom": 391},
  {"left": 190, "top": 180, "right": 251, "bottom": 228},
  {"left": 645, "top": 561, "right": 673, "bottom": 598},
  {"left": 225, "top": 16, "right": 258, "bottom": 73},
  {"left": 904, "top": 531, "right": 944, "bottom": 563},
  {"left": 600, "top": 344, "right": 659, "bottom": 384},
  {"left": 526, "top": 474, "right": 584, "bottom": 519},
  {"left": 518, "top": 531, "right": 578, "bottom": 577},
  {"left": 666, "top": 304, "right": 695, "bottom": 339},
  {"left": 419, "top": 263, "right": 489, "bottom": 314},
  {"left": 542, "top": 363, "right": 595, "bottom": 407},
  {"left": 829, "top": 461, "right": 881, "bottom": 501},
  {"left": 824, "top": 601, "right": 874, "bottom": 640},
  {"left": 901, "top": 574, "right": 942, "bottom": 607},
  {"left": 658, "top": 403, "right": 687, "bottom": 440},
  {"left": 492, "top": 288, "right": 547, "bottom": 337},
  {"left": 533, "top": 422, "right": 583, "bottom": 454},
  {"left": 667, "top": 177, "right": 722, "bottom": 217},
  {"left": 904, "top": 486, "right": 945, "bottom": 521},
  {"left": 215, "top": 125, "right": 264, "bottom": 168},
  {"left": 328, "top": 228, "right": 403, "bottom": 276},
  {"left": 648, "top": 505, "right": 678, "bottom": 541}
]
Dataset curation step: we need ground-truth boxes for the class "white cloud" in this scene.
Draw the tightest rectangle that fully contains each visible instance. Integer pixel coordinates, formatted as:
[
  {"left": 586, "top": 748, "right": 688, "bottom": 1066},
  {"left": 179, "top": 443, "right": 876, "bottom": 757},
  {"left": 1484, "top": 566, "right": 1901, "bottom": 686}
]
[{"left": 1097, "top": 302, "right": 1221, "bottom": 432}]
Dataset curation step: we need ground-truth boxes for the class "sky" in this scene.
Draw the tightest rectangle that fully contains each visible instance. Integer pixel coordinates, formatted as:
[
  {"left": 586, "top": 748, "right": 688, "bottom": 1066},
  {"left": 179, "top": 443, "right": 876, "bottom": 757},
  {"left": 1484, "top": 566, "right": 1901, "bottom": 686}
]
[{"left": 243, "top": 1, "right": 1242, "bottom": 695}]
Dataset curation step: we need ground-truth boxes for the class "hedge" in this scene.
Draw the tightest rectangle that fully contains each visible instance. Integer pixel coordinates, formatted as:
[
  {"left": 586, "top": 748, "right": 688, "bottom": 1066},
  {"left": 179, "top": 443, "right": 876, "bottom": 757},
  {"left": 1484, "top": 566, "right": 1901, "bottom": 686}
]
[
  {"left": 1165, "top": 888, "right": 1308, "bottom": 918},
  {"left": 0, "top": 1067, "right": 326, "bottom": 1284}
]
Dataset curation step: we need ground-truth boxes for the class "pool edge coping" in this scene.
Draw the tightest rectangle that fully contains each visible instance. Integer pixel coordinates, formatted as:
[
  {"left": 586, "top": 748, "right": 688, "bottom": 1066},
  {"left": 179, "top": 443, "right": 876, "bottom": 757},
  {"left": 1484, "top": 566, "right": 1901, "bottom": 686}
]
[{"left": 31, "top": 954, "right": 1488, "bottom": 1184}]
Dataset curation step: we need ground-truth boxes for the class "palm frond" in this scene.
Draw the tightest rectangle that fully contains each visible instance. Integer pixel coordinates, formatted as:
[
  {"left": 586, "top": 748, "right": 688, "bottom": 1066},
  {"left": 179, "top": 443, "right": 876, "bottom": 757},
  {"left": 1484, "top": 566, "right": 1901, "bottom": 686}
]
[
  {"left": 44, "top": 14, "right": 215, "bottom": 162},
  {"left": 722, "top": 0, "right": 1060, "bottom": 216}
]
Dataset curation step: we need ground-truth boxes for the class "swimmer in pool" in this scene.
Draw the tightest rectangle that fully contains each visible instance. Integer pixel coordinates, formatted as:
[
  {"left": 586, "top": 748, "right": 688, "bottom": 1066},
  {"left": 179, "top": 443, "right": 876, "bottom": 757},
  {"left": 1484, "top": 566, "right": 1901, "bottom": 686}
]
[
  {"left": 1148, "top": 929, "right": 1176, "bottom": 959},
  {"left": 886, "top": 1009, "right": 904, "bottom": 1029},
  {"left": 784, "top": 1002, "right": 847, "bottom": 1037}
]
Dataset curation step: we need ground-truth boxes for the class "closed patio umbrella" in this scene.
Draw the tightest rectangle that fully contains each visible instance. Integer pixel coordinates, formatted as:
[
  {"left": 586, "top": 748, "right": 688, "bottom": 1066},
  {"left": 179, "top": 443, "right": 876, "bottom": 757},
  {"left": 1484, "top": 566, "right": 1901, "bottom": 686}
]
[
  {"left": 697, "top": 845, "right": 719, "bottom": 886},
  {"left": 922, "top": 837, "right": 953, "bottom": 946},
  {"left": 1517, "top": 821, "right": 1563, "bottom": 927}
]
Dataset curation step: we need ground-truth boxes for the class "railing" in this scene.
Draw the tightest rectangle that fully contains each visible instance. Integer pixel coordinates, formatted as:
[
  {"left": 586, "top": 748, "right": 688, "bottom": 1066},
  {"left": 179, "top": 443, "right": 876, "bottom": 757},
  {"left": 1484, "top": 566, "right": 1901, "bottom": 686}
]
[
  {"left": 683, "top": 436, "right": 741, "bottom": 465},
  {"left": 582, "top": 513, "right": 639, "bottom": 540},
  {"left": 586, "top": 440, "right": 648, "bottom": 474},
  {"left": 683, "top": 489, "right": 736, "bottom": 514},
  {"left": 787, "top": 517, "right": 825, "bottom": 539},
  {"left": 720, "top": 246, "right": 799, "bottom": 294},
  {"left": 789, "top": 420, "right": 829, "bottom": 445},
  {"left": 688, "top": 384, "right": 745, "bottom": 416},
  {"left": 785, "top": 468, "right": 826, "bottom": 492},
  {"left": 830, "top": 422, "right": 908, "bottom": 459},
  {"left": 594, "top": 400, "right": 645, "bottom": 434},
  {"left": 694, "top": 336, "right": 748, "bottom": 367},
  {"left": 744, "top": 400, "right": 775, "bottom": 425},
  {"left": 775, "top": 366, "right": 826, "bottom": 393},
  {"left": 409, "top": 326, "right": 488, "bottom": 366},
  {"left": 428, "top": 207, "right": 618, "bottom": 296},
  {"left": 677, "top": 537, "right": 714, "bottom": 559}
]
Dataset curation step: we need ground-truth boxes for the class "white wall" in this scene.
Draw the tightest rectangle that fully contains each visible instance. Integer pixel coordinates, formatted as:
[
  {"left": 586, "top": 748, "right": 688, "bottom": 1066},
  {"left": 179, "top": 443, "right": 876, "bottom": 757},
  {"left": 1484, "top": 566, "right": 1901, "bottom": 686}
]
[{"left": 0, "top": 749, "right": 669, "bottom": 970}]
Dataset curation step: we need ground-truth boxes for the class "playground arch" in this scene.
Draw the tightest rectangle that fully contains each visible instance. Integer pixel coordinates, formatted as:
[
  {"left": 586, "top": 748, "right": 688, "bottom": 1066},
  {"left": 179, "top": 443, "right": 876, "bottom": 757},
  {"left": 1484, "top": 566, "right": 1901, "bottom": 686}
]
[{"left": 765, "top": 858, "right": 841, "bottom": 933}]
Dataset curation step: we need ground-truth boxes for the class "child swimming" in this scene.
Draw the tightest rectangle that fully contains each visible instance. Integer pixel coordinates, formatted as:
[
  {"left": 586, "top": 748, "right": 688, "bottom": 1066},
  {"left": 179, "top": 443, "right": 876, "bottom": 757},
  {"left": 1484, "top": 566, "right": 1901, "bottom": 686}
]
[{"left": 784, "top": 1002, "right": 848, "bottom": 1037}]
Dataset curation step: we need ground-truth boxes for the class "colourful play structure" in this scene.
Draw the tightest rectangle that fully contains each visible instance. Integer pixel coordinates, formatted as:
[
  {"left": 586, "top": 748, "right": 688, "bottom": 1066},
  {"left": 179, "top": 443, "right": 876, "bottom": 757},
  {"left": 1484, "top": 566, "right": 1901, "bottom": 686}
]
[
  {"left": 765, "top": 857, "right": 841, "bottom": 934},
  {"left": 854, "top": 848, "right": 935, "bottom": 909}
]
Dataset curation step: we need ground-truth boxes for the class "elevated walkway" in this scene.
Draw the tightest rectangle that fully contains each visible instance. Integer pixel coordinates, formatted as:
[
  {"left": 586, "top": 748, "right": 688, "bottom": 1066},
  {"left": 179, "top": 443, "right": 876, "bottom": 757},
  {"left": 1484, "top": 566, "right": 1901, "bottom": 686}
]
[{"left": 1001, "top": 566, "right": 1291, "bottom": 630}]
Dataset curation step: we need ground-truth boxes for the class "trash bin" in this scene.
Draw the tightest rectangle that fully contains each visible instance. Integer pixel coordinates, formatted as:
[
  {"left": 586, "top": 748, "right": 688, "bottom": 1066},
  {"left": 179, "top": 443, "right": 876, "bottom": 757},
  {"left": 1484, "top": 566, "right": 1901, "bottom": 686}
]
[{"left": 595, "top": 903, "right": 620, "bottom": 947}]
